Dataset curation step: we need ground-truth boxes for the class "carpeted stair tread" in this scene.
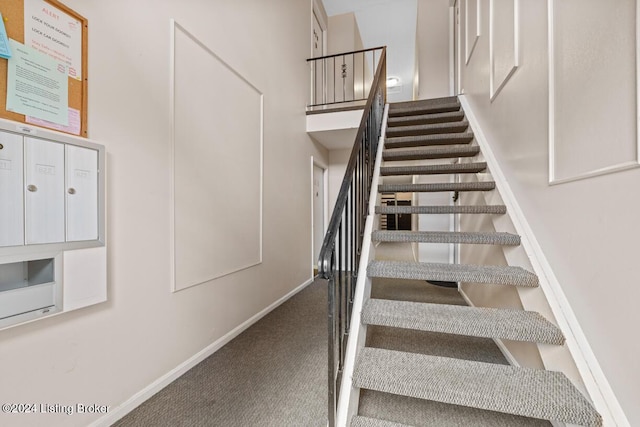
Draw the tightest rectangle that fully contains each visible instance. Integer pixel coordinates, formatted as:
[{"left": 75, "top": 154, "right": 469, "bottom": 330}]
[
  {"left": 367, "top": 260, "right": 539, "bottom": 287},
  {"left": 372, "top": 230, "right": 520, "bottom": 245},
  {"left": 389, "top": 100, "right": 461, "bottom": 117},
  {"left": 383, "top": 145, "right": 480, "bottom": 161},
  {"left": 387, "top": 110, "right": 465, "bottom": 127},
  {"left": 378, "top": 181, "right": 495, "bottom": 193},
  {"left": 362, "top": 299, "right": 565, "bottom": 345},
  {"left": 375, "top": 205, "right": 507, "bottom": 215},
  {"left": 351, "top": 416, "right": 413, "bottom": 427},
  {"left": 380, "top": 162, "right": 487, "bottom": 176},
  {"left": 353, "top": 348, "right": 602, "bottom": 427},
  {"left": 386, "top": 132, "right": 475, "bottom": 148},
  {"left": 386, "top": 121, "right": 469, "bottom": 138}
]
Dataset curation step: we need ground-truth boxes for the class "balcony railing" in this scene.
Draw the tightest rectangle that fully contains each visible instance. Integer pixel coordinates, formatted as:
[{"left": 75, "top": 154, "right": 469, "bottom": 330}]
[{"left": 307, "top": 46, "right": 385, "bottom": 111}]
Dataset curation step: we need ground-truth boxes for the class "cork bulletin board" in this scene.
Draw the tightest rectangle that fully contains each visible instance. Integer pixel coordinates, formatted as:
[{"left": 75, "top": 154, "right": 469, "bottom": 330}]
[{"left": 0, "top": 0, "right": 88, "bottom": 137}]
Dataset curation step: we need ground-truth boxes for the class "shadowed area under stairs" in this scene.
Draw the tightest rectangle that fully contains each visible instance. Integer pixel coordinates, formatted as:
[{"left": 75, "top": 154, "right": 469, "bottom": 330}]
[{"left": 115, "top": 261, "right": 550, "bottom": 426}]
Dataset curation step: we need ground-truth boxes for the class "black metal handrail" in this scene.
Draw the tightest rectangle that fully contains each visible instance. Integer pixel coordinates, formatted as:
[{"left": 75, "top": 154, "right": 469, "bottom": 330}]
[
  {"left": 307, "top": 46, "right": 385, "bottom": 110},
  {"left": 318, "top": 47, "right": 386, "bottom": 427}
]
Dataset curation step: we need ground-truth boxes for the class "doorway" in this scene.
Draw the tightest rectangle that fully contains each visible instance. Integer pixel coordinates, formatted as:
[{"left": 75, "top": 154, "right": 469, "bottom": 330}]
[
  {"left": 312, "top": 11, "right": 324, "bottom": 59},
  {"left": 452, "top": 0, "right": 462, "bottom": 95},
  {"left": 312, "top": 159, "right": 328, "bottom": 276}
]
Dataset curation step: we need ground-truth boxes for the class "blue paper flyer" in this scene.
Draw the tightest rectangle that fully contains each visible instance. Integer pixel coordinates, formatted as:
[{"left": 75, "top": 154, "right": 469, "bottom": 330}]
[{"left": 0, "top": 13, "right": 11, "bottom": 59}]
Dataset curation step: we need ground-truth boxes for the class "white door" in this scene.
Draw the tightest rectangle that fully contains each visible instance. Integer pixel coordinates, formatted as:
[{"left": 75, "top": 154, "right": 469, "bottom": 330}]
[
  {"left": 313, "top": 164, "right": 325, "bottom": 270},
  {"left": 66, "top": 145, "right": 99, "bottom": 242},
  {"left": 0, "top": 131, "right": 25, "bottom": 247},
  {"left": 312, "top": 12, "right": 324, "bottom": 58},
  {"left": 25, "top": 137, "right": 65, "bottom": 244}
]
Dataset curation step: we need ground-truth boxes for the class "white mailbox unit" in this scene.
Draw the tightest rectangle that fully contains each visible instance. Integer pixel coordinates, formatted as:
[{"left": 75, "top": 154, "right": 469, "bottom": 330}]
[{"left": 0, "top": 119, "right": 106, "bottom": 330}]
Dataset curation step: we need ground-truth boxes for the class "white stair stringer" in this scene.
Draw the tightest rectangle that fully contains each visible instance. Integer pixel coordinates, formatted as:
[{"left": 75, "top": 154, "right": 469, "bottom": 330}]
[
  {"left": 459, "top": 96, "right": 629, "bottom": 427},
  {"left": 334, "top": 105, "right": 388, "bottom": 427}
]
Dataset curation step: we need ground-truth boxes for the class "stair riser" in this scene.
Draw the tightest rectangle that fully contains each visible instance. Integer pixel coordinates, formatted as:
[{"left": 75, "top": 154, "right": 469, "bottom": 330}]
[
  {"left": 385, "top": 135, "right": 475, "bottom": 149},
  {"left": 380, "top": 167, "right": 486, "bottom": 176},
  {"left": 387, "top": 113, "right": 465, "bottom": 127},
  {"left": 387, "top": 124, "right": 469, "bottom": 138},
  {"left": 389, "top": 104, "right": 461, "bottom": 116},
  {"left": 383, "top": 150, "right": 479, "bottom": 161}
]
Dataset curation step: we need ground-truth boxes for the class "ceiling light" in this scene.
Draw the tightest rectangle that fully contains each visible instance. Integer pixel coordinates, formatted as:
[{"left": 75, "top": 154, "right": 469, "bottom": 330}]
[{"left": 386, "top": 76, "right": 401, "bottom": 88}]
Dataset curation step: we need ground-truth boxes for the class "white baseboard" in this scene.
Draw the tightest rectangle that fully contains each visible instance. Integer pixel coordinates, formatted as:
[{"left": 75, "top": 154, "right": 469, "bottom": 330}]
[
  {"left": 91, "top": 277, "right": 315, "bottom": 427},
  {"left": 459, "top": 95, "right": 629, "bottom": 427}
]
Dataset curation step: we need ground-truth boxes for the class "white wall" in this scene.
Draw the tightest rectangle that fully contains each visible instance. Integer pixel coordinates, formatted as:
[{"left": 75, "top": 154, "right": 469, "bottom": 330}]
[
  {"left": 457, "top": 0, "right": 638, "bottom": 424},
  {"left": 328, "top": 149, "right": 351, "bottom": 215},
  {"left": 0, "top": 1, "right": 328, "bottom": 426},
  {"left": 328, "top": 12, "right": 363, "bottom": 54},
  {"left": 416, "top": 0, "right": 451, "bottom": 99},
  {"left": 355, "top": 1, "right": 418, "bottom": 103}
]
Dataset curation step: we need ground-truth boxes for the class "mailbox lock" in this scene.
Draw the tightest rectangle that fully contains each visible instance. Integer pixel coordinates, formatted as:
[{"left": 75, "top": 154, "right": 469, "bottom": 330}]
[
  {"left": 27, "top": 184, "right": 38, "bottom": 192},
  {"left": 68, "top": 188, "right": 76, "bottom": 195}
]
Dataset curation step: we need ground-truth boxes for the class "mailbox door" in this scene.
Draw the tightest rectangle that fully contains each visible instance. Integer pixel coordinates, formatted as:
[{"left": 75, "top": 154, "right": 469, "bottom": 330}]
[
  {"left": 66, "top": 145, "right": 99, "bottom": 242},
  {"left": 0, "top": 131, "right": 24, "bottom": 247},
  {"left": 25, "top": 138, "right": 65, "bottom": 244}
]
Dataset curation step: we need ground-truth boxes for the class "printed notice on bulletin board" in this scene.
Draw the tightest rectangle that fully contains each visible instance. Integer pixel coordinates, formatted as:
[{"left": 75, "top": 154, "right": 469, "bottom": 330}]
[
  {"left": 24, "top": 0, "right": 82, "bottom": 80},
  {"left": 0, "top": 0, "right": 87, "bottom": 136},
  {"left": 6, "top": 39, "right": 69, "bottom": 125}
]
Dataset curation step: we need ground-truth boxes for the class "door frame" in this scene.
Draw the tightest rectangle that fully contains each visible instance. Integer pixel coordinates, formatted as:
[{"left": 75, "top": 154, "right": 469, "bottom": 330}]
[
  {"left": 311, "top": 156, "right": 329, "bottom": 277},
  {"left": 311, "top": 0, "right": 327, "bottom": 57},
  {"left": 449, "top": 0, "right": 462, "bottom": 95}
]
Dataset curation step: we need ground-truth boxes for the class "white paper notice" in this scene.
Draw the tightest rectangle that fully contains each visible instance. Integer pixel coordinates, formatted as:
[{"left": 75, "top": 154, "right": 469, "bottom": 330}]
[
  {"left": 6, "top": 39, "right": 69, "bottom": 125},
  {"left": 27, "top": 107, "right": 81, "bottom": 135},
  {"left": 24, "top": 0, "right": 82, "bottom": 80}
]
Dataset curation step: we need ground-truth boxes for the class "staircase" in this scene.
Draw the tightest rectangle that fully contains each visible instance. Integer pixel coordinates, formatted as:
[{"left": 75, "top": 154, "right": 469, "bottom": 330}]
[{"left": 345, "top": 97, "right": 602, "bottom": 426}]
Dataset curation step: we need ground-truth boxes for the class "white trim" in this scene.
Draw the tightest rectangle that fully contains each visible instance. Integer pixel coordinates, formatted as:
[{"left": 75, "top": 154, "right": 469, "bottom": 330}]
[
  {"left": 548, "top": 0, "right": 640, "bottom": 185},
  {"left": 460, "top": 95, "right": 630, "bottom": 427},
  {"left": 449, "top": 4, "right": 456, "bottom": 96},
  {"left": 311, "top": 156, "right": 329, "bottom": 275},
  {"left": 465, "top": 0, "right": 481, "bottom": 65},
  {"left": 90, "top": 277, "right": 315, "bottom": 427},
  {"left": 489, "top": 0, "right": 520, "bottom": 101},
  {"left": 312, "top": 0, "right": 328, "bottom": 57}
]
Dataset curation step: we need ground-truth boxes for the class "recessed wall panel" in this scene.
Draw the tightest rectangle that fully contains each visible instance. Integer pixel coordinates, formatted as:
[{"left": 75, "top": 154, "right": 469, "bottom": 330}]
[
  {"left": 465, "top": 0, "right": 480, "bottom": 64},
  {"left": 172, "top": 22, "right": 263, "bottom": 291},
  {"left": 490, "top": 0, "right": 519, "bottom": 100},
  {"left": 550, "top": 0, "right": 639, "bottom": 183}
]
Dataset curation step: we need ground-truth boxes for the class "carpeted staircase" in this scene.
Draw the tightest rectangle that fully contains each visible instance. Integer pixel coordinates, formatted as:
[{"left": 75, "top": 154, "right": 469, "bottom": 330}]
[{"left": 348, "top": 97, "right": 602, "bottom": 427}]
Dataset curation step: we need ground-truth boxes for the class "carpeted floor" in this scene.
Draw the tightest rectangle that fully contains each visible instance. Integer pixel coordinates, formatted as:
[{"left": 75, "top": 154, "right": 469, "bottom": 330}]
[{"left": 114, "top": 278, "right": 328, "bottom": 427}]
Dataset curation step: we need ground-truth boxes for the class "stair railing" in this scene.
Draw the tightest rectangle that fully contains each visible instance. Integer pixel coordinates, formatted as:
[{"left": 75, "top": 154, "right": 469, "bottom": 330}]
[
  {"left": 318, "top": 47, "right": 386, "bottom": 427},
  {"left": 307, "top": 46, "right": 385, "bottom": 111}
]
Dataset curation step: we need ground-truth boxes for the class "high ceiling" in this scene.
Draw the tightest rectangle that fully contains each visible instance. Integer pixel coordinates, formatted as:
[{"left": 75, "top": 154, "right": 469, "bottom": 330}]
[{"left": 321, "top": 0, "right": 419, "bottom": 102}]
